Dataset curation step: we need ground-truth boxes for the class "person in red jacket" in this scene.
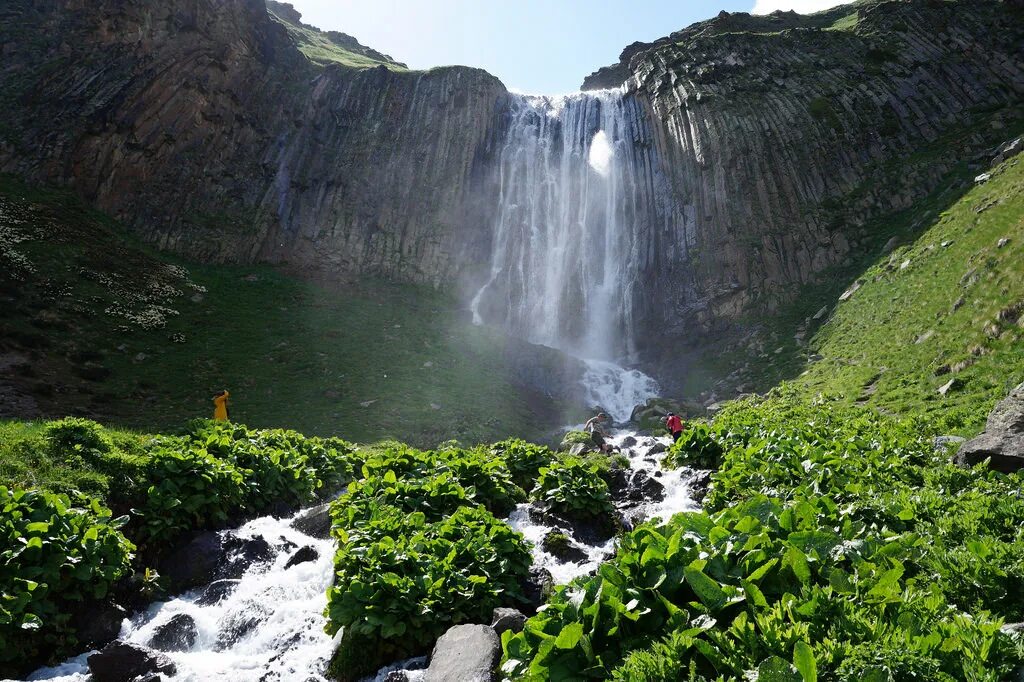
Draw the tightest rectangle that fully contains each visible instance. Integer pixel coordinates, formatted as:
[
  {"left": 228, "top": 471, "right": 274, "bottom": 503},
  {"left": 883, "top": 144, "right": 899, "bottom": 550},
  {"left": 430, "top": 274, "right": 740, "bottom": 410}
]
[{"left": 665, "top": 412, "right": 684, "bottom": 442}]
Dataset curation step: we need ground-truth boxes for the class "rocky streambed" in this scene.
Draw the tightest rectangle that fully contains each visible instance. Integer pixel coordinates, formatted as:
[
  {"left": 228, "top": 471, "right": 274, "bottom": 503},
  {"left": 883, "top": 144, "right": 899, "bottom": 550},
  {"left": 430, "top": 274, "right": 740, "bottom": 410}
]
[{"left": 24, "top": 431, "right": 704, "bottom": 682}]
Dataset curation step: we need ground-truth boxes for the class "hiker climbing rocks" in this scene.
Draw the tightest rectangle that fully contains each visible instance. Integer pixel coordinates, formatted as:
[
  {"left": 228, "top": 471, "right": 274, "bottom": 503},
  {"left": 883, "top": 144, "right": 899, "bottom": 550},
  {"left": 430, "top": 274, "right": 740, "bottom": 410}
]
[
  {"left": 213, "top": 389, "right": 230, "bottom": 421},
  {"left": 665, "top": 412, "right": 684, "bottom": 442},
  {"left": 585, "top": 412, "right": 613, "bottom": 453}
]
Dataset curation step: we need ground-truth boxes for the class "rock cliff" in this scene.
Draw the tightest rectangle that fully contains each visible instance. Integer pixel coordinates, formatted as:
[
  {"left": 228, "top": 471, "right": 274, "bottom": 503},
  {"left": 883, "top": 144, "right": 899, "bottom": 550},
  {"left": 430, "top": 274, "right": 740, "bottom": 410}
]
[
  {"left": 0, "top": 0, "right": 507, "bottom": 286},
  {"left": 1, "top": 0, "right": 1023, "bottom": 391},
  {"left": 587, "top": 1, "right": 1023, "bottom": 358}
]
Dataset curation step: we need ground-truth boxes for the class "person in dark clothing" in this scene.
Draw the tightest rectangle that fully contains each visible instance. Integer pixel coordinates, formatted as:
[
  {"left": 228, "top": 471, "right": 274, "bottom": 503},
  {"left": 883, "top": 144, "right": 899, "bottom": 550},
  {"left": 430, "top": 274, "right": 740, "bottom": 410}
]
[
  {"left": 665, "top": 412, "right": 684, "bottom": 442},
  {"left": 585, "top": 412, "right": 612, "bottom": 453}
]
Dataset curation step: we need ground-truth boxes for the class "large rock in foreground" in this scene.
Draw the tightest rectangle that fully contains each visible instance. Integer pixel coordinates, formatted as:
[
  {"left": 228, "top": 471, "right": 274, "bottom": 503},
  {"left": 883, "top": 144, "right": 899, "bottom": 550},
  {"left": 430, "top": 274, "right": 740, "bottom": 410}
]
[
  {"left": 423, "top": 624, "right": 500, "bottom": 682},
  {"left": 956, "top": 382, "right": 1024, "bottom": 473},
  {"left": 87, "top": 642, "right": 176, "bottom": 682}
]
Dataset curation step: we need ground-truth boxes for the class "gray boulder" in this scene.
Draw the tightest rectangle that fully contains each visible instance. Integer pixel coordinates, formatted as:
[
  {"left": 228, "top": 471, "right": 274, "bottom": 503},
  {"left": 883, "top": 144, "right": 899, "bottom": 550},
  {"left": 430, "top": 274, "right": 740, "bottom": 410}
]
[
  {"left": 491, "top": 608, "right": 526, "bottom": 636},
  {"left": 156, "top": 532, "right": 223, "bottom": 593},
  {"left": 424, "top": 624, "right": 500, "bottom": 682},
  {"left": 956, "top": 382, "right": 1024, "bottom": 473},
  {"left": 87, "top": 642, "right": 176, "bottom": 682}
]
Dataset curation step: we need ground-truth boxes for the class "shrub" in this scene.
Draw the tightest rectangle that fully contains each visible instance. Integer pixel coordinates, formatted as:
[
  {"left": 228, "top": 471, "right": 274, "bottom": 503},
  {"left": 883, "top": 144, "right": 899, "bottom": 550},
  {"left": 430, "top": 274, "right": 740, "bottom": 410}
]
[
  {"left": 559, "top": 430, "right": 593, "bottom": 450},
  {"left": 326, "top": 505, "right": 531, "bottom": 679},
  {"left": 0, "top": 487, "right": 133, "bottom": 675},
  {"left": 492, "top": 438, "right": 555, "bottom": 491},
  {"left": 503, "top": 397, "right": 1024, "bottom": 681},
  {"left": 667, "top": 422, "right": 723, "bottom": 469},
  {"left": 136, "top": 439, "right": 247, "bottom": 543},
  {"left": 43, "top": 417, "right": 112, "bottom": 462},
  {"left": 532, "top": 457, "right": 613, "bottom": 521}
]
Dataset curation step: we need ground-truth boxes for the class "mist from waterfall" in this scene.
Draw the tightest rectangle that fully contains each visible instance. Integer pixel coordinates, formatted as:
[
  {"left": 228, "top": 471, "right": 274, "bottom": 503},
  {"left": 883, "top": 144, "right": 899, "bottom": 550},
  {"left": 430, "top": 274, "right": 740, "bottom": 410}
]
[{"left": 471, "top": 89, "right": 671, "bottom": 419}]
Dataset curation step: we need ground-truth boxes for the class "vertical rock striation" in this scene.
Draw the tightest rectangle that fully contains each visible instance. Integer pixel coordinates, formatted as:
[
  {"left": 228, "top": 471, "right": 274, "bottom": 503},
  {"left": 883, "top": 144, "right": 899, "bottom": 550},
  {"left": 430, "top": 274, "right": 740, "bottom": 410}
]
[
  {"left": 586, "top": 0, "right": 1024, "bottom": 350},
  {"left": 0, "top": 0, "right": 509, "bottom": 285}
]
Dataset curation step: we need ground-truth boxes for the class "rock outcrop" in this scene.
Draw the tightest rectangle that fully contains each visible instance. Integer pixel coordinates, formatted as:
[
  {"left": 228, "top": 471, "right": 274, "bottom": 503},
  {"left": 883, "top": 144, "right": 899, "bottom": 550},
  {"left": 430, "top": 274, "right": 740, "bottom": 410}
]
[
  {"left": 584, "top": 0, "right": 1024, "bottom": 366},
  {"left": 0, "top": 0, "right": 507, "bottom": 288},
  {"left": 956, "top": 381, "right": 1024, "bottom": 473}
]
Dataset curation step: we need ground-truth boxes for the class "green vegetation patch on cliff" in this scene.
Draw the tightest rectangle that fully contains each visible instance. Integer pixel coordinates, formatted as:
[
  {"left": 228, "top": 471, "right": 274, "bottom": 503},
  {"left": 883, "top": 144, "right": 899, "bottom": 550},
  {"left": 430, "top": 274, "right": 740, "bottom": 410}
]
[{"left": 503, "top": 395, "right": 1024, "bottom": 680}]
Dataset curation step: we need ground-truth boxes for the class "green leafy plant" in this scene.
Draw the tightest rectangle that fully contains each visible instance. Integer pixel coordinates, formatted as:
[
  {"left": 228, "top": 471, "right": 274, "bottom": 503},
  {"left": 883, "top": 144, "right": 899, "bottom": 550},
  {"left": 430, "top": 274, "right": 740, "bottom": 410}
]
[
  {"left": 532, "top": 457, "right": 613, "bottom": 521},
  {"left": 0, "top": 487, "right": 133, "bottom": 675},
  {"left": 492, "top": 438, "right": 555, "bottom": 491},
  {"left": 667, "top": 422, "right": 724, "bottom": 470},
  {"left": 43, "top": 417, "right": 113, "bottom": 463},
  {"left": 136, "top": 438, "right": 247, "bottom": 543},
  {"left": 327, "top": 505, "right": 531, "bottom": 679}
]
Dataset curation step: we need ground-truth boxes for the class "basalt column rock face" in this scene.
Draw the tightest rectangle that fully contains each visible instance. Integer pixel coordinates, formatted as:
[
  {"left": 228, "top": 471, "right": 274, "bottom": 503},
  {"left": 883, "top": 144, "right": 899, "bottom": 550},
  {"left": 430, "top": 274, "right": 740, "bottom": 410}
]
[
  {"left": 0, "top": 0, "right": 509, "bottom": 285},
  {"left": 585, "top": 0, "right": 1024, "bottom": 349}
]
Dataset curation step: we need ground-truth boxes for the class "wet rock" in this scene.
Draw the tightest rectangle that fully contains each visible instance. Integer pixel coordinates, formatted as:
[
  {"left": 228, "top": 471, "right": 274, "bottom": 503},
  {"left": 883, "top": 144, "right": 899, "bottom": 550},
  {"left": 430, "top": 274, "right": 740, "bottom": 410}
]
[
  {"left": 87, "top": 642, "right": 176, "bottom": 682},
  {"left": 491, "top": 608, "right": 526, "bottom": 635},
  {"left": 541, "top": 531, "right": 589, "bottom": 564},
  {"left": 625, "top": 470, "right": 665, "bottom": 503},
  {"left": 216, "top": 601, "right": 269, "bottom": 649},
  {"left": 291, "top": 503, "right": 333, "bottom": 539},
  {"left": 149, "top": 613, "right": 198, "bottom": 652},
  {"left": 157, "top": 531, "right": 224, "bottom": 593},
  {"left": 383, "top": 673, "right": 410, "bottom": 682},
  {"left": 688, "top": 470, "right": 713, "bottom": 504},
  {"left": 424, "top": 624, "right": 500, "bottom": 682},
  {"left": 197, "top": 578, "right": 240, "bottom": 606},
  {"left": 73, "top": 600, "right": 126, "bottom": 649},
  {"left": 285, "top": 545, "right": 318, "bottom": 569},
  {"left": 220, "top": 535, "right": 273, "bottom": 578},
  {"left": 956, "top": 381, "right": 1024, "bottom": 473},
  {"left": 519, "top": 567, "right": 553, "bottom": 614},
  {"left": 647, "top": 441, "right": 667, "bottom": 455},
  {"left": 619, "top": 436, "right": 637, "bottom": 448}
]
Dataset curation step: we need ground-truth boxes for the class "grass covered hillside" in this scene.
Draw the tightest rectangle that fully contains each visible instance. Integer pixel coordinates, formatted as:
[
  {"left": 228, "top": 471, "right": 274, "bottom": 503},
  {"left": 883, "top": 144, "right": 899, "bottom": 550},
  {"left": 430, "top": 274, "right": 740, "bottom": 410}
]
[
  {"left": 794, "top": 149, "right": 1024, "bottom": 433},
  {"left": 0, "top": 176, "right": 578, "bottom": 446}
]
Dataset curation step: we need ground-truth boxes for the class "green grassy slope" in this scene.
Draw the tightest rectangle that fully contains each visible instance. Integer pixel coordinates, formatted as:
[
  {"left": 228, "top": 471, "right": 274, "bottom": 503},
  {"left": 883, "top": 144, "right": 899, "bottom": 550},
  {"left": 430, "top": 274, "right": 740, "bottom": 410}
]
[
  {"left": 265, "top": 2, "right": 406, "bottom": 71},
  {"left": 793, "top": 151, "right": 1024, "bottom": 432},
  {"left": 0, "top": 176, "right": 571, "bottom": 446}
]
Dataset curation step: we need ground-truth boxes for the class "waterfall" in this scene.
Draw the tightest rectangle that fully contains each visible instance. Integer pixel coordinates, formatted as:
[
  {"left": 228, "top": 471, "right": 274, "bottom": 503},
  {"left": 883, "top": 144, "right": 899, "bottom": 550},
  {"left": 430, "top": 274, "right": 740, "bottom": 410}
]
[{"left": 471, "top": 89, "right": 671, "bottom": 420}]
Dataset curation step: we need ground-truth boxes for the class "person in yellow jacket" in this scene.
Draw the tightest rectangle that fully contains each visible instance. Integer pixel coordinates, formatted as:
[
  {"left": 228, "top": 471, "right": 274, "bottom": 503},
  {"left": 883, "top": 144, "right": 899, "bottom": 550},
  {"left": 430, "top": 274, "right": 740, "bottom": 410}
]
[{"left": 213, "top": 389, "right": 230, "bottom": 421}]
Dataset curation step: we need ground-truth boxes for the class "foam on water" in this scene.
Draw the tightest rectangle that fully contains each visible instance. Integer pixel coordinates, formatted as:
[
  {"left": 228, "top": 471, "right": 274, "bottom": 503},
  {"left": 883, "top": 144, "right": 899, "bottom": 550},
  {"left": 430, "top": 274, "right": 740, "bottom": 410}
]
[{"left": 28, "top": 513, "right": 339, "bottom": 682}]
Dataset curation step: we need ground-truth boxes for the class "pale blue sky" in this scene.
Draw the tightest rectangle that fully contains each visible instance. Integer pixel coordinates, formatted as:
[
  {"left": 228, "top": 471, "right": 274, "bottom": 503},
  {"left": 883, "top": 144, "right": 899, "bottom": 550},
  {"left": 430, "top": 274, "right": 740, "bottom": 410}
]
[{"left": 286, "top": 0, "right": 848, "bottom": 93}]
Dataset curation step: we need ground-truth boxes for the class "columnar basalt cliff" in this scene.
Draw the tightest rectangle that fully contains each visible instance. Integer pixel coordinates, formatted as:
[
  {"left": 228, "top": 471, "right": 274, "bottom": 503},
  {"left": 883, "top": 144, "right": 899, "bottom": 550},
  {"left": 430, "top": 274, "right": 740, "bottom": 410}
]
[
  {"left": 584, "top": 1, "right": 1024, "bottom": 351},
  {"left": 1, "top": 0, "right": 1022, "bottom": 387},
  {"left": 0, "top": 0, "right": 507, "bottom": 285}
]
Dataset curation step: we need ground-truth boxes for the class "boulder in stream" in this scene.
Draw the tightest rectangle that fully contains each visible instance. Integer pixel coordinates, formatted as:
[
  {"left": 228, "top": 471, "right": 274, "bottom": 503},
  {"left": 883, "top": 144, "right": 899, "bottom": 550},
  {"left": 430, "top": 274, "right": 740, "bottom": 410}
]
[
  {"left": 87, "top": 642, "right": 176, "bottom": 682},
  {"left": 149, "top": 613, "right": 198, "bottom": 652},
  {"left": 291, "top": 502, "right": 333, "bottom": 539},
  {"left": 156, "top": 531, "right": 224, "bottom": 593},
  {"left": 491, "top": 608, "right": 526, "bottom": 636},
  {"left": 519, "top": 566, "right": 553, "bottom": 614},
  {"left": 196, "top": 578, "right": 240, "bottom": 606},
  {"left": 220, "top": 535, "right": 274, "bottom": 578},
  {"left": 284, "top": 545, "right": 319, "bottom": 569},
  {"left": 72, "top": 600, "right": 126, "bottom": 649},
  {"left": 423, "top": 624, "right": 500, "bottom": 682},
  {"left": 541, "top": 531, "right": 589, "bottom": 563}
]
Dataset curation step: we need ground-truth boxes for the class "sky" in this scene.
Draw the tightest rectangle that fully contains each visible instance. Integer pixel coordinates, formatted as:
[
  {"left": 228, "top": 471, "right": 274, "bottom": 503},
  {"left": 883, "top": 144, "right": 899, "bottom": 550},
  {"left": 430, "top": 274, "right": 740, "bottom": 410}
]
[{"left": 285, "top": 0, "right": 849, "bottom": 94}]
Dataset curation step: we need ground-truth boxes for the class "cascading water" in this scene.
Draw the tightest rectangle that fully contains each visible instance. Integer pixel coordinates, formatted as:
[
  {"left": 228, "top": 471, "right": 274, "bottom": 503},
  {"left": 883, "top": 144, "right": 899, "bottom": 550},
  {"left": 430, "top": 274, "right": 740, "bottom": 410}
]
[{"left": 470, "top": 89, "right": 673, "bottom": 421}]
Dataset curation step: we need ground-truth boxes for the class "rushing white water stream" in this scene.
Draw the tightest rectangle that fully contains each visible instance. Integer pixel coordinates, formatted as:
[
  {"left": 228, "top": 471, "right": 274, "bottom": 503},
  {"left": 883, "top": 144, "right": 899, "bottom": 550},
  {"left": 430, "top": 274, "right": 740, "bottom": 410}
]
[{"left": 26, "top": 514, "right": 339, "bottom": 682}]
